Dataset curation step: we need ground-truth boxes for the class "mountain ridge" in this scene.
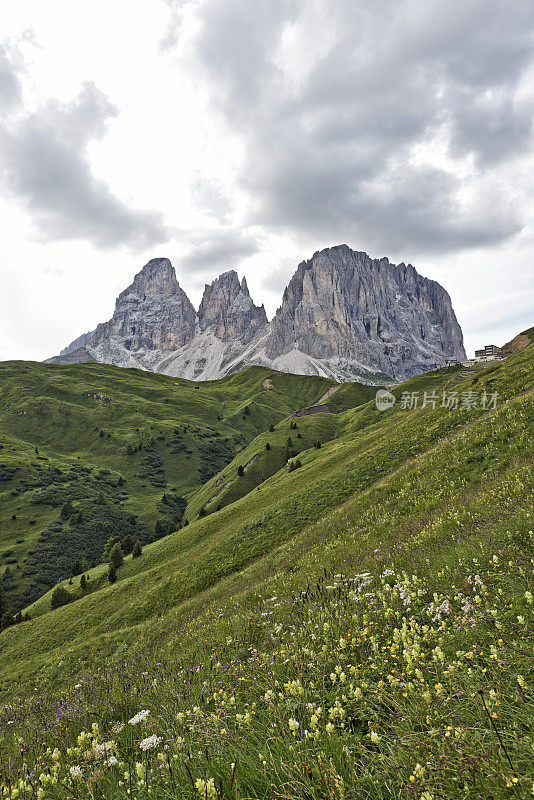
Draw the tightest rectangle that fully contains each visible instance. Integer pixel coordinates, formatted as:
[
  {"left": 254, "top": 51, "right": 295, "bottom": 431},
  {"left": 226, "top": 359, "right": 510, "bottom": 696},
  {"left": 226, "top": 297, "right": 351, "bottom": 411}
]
[{"left": 50, "top": 245, "right": 466, "bottom": 382}]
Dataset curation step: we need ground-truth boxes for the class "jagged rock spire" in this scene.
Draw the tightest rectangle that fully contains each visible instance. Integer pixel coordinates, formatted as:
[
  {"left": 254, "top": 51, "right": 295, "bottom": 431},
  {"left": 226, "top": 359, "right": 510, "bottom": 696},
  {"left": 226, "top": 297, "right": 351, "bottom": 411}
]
[{"left": 198, "top": 270, "right": 268, "bottom": 343}]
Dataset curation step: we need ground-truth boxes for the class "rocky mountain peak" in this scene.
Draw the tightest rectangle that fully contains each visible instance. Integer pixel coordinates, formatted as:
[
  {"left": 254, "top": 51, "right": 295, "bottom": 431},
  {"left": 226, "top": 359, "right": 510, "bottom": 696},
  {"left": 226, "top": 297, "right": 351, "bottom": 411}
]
[
  {"left": 265, "top": 245, "right": 466, "bottom": 377},
  {"left": 126, "top": 257, "right": 181, "bottom": 299},
  {"left": 89, "top": 258, "right": 197, "bottom": 358},
  {"left": 55, "top": 245, "right": 466, "bottom": 382},
  {"left": 198, "top": 270, "right": 268, "bottom": 343}
]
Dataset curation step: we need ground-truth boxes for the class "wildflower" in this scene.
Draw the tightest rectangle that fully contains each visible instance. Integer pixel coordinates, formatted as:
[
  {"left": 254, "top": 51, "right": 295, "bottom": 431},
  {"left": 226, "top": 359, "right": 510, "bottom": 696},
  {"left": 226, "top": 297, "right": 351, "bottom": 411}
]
[
  {"left": 288, "top": 717, "right": 299, "bottom": 734},
  {"left": 196, "top": 778, "right": 217, "bottom": 799},
  {"left": 69, "top": 765, "right": 83, "bottom": 779},
  {"left": 128, "top": 710, "right": 150, "bottom": 725},
  {"left": 139, "top": 735, "right": 162, "bottom": 751},
  {"left": 525, "top": 591, "right": 533, "bottom": 604},
  {"left": 517, "top": 675, "right": 526, "bottom": 689},
  {"left": 325, "top": 722, "right": 335, "bottom": 735},
  {"left": 370, "top": 731, "right": 380, "bottom": 744}
]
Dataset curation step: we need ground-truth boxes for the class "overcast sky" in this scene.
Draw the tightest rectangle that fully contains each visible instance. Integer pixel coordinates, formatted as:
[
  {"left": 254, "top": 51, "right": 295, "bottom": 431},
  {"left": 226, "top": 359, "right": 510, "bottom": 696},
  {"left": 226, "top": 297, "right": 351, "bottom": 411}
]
[{"left": 1, "top": 0, "right": 533, "bottom": 362}]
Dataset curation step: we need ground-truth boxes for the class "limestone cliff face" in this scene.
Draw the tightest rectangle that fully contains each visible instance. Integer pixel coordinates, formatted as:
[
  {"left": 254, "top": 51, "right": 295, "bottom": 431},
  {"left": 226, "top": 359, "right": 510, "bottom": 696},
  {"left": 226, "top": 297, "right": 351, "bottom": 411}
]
[
  {"left": 198, "top": 271, "right": 267, "bottom": 344},
  {"left": 52, "top": 245, "right": 466, "bottom": 382},
  {"left": 90, "top": 258, "right": 197, "bottom": 354},
  {"left": 264, "top": 245, "right": 466, "bottom": 378}
]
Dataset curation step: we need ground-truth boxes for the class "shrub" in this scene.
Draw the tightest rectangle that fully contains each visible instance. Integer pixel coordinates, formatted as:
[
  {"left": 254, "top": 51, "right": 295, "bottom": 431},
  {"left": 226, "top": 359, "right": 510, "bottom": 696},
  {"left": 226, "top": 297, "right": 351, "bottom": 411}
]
[
  {"left": 108, "top": 562, "right": 117, "bottom": 583},
  {"left": 132, "top": 540, "right": 143, "bottom": 558},
  {"left": 51, "top": 585, "right": 72, "bottom": 610},
  {"left": 237, "top": 465, "right": 245, "bottom": 477}
]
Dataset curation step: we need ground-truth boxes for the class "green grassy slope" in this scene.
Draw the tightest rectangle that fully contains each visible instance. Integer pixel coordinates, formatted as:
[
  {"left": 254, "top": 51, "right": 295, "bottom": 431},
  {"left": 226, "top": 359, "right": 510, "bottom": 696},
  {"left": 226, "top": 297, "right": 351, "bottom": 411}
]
[
  {"left": 0, "top": 345, "right": 532, "bottom": 798},
  {"left": 0, "top": 344, "right": 531, "bottom": 697},
  {"left": 0, "top": 362, "right": 337, "bottom": 611}
]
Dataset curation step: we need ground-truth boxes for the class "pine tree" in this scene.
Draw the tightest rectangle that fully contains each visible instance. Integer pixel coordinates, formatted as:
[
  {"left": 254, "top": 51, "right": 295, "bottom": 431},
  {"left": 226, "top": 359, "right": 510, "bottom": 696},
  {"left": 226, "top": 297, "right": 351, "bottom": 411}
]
[
  {"left": 109, "top": 543, "right": 124, "bottom": 569},
  {"left": 237, "top": 465, "right": 245, "bottom": 477},
  {"left": 1, "top": 612, "right": 14, "bottom": 629},
  {"left": 60, "top": 499, "right": 74, "bottom": 520},
  {"left": 132, "top": 540, "right": 143, "bottom": 558},
  {"left": 0, "top": 584, "right": 9, "bottom": 619},
  {"left": 80, "top": 574, "right": 87, "bottom": 591},
  {"left": 108, "top": 562, "right": 117, "bottom": 583},
  {"left": 70, "top": 559, "right": 82, "bottom": 577}
]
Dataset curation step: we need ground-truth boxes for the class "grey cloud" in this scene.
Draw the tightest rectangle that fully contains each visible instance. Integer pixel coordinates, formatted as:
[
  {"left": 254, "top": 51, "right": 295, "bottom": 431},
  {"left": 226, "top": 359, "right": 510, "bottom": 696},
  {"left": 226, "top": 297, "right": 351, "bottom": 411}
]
[
  {"left": 177, "top": 0, "right": 534, "bottom": 255},
  {"left": 180, "top": 228, "right": 260, "bottom": 271},
  {"left": 0, "top": 40, "right": 23, "bottom": 111},
  {"left": 0, "top": 81, "right": 170, "bottom": 249}
]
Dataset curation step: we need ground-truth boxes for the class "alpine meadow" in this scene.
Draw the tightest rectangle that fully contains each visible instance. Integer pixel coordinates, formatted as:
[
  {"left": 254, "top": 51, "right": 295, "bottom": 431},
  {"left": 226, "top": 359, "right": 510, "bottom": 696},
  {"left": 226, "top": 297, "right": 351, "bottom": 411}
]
[{"left": 0, "top": 333, "right": 532, "bottom": 798}]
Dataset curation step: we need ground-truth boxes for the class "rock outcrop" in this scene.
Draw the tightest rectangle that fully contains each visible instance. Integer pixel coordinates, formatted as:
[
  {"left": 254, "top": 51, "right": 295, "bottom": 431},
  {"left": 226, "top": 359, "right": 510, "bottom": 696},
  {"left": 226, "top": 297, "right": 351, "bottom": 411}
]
[
  {"left": 90, "top": 258, "right": 197, "bottom": 365},
  {"left": 198, "top": 271, "right": 268, "bottom": 344},
  {"left": 263, "top": 245, "right": 465, "bottom": 379},
  {"left": 49, "top": 246, "right": 466, "bottom": 382}
]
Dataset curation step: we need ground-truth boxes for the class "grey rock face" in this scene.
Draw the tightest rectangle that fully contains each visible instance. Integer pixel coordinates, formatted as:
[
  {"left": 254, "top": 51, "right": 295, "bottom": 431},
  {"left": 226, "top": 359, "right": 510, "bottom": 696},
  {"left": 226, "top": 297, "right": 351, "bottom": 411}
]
[
  {"left": 264, "top": 245, "right": 465, "bottom": 379},
  {"left": 198, "top": 270, "right": 268, "bottom": 344},
  {"left": 60, "top": 330, "right": 95, "bottom": 356},
  {"left": 52, "top": 246, "right": 466, "bottom": 382},
  {"left": 90, "top": 258, "right": 197, "bottom": 353}
]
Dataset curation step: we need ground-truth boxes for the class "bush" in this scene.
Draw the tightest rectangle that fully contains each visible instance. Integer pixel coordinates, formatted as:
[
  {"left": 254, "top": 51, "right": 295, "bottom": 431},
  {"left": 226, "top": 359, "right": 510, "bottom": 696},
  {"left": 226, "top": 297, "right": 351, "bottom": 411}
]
[
  {"left": 108, "top": 562, "right": 117, "bottom": 583},
  {"left": 132, "top": 540, "right": 143, "bottom": 558},
  {"left": 288, "top": 459, "right": 303, "bottom": 472},
  {"left": 51, "top": 585, "right": 72, "bottom": 610},
  {"left": 237, "top": 465, "right": 245, "bottom": 477}
]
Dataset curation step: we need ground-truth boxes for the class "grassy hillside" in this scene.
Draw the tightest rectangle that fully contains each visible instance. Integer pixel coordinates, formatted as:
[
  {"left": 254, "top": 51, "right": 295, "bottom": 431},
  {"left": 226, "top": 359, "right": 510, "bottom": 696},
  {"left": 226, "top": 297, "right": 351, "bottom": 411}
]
[
  {"left": 0, "top": 345, "right": 532, "bottom": 798},
  {"left": 0, "top": 362, "right": 337, "bottom": 611}
]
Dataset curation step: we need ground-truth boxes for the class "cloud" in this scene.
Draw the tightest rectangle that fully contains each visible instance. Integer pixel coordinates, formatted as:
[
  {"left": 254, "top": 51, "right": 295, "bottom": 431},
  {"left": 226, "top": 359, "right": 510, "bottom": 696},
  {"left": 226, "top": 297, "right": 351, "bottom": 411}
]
[
  {"left": 0, "top": 75, "right": 170, "bottom": 249},
  {"left": 171, "top": 0, "right": 534, "bottom": 256},
  {"left": 0, "top": 39, "right": 23, "bottom": 111},
  {"left": 179, "top": 227, "right": 260, "bottom": 272}
]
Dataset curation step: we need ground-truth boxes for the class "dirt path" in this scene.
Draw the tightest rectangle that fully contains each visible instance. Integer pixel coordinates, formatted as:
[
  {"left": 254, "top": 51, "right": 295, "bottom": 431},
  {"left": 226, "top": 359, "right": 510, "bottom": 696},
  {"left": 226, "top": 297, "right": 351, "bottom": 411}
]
[{"left": 317, "top": 384, "right": 341, "bottom": 404}]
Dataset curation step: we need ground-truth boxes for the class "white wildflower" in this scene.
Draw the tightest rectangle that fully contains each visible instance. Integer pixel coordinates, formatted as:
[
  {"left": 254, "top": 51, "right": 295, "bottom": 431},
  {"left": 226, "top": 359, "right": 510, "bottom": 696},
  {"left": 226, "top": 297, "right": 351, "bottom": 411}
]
[
  {"left": 128, "top": 709, "right": 150, "bottom": 725},
  {"left": 139, "top": 734, "right": 162, "bottom": 751}
]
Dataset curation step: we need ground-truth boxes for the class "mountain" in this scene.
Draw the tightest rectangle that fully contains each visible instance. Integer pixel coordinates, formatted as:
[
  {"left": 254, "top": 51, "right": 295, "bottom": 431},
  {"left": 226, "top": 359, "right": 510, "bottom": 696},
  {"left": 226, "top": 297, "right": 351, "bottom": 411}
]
[
  {"left": 0, "top": 361, "right": 341, "bottom": 613},
  {"left": 49, "top": 245, "right": 466, "bottom": 381},
  {"left": 502, "top": 325, "right": 534, "bottom": 357},
  {"left": 2, "top": 342, "right": 532, "bottom": 800}
]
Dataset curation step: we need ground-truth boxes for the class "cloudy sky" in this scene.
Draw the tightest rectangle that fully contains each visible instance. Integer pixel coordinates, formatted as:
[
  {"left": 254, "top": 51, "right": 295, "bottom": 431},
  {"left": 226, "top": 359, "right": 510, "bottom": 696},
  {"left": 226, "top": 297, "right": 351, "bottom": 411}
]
[{"left": 1, "top": 0, "right": 533, "bottom": 362}]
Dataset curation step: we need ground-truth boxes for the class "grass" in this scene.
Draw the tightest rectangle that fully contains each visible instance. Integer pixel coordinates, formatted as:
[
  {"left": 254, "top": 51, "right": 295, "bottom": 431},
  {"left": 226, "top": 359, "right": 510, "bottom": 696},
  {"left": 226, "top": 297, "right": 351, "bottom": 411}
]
[
  {"left": 0, "top": 343, "right": 532, "bottom": 798},
  {"left": 0, "top": 362, "right": 336, "bottom": 611}
]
